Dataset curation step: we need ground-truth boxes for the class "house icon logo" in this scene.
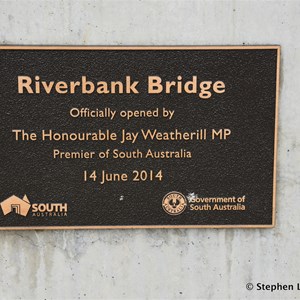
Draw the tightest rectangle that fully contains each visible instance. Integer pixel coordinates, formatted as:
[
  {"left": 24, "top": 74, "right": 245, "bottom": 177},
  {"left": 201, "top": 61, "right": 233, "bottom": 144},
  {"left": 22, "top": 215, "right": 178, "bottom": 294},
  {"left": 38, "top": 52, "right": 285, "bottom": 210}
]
[{"left": 0, "top": 195, "right": 31, "bottom": 217}]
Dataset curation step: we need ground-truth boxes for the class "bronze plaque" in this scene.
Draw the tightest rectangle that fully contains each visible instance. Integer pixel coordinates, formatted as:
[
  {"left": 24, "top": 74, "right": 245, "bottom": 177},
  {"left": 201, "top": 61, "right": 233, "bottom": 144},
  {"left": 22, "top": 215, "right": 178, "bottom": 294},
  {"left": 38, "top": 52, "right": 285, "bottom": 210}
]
[{"left": 0, "top": 46, "right": 280, "bottom": 229}]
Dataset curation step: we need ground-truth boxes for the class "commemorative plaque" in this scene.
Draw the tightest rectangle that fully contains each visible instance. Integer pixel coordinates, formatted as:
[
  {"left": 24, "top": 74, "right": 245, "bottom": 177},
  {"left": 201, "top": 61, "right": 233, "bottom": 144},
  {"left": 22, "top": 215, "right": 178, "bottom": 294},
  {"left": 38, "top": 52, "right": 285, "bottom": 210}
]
[{"left": 0, "top": 46, "right": 280, "bottom": 229}]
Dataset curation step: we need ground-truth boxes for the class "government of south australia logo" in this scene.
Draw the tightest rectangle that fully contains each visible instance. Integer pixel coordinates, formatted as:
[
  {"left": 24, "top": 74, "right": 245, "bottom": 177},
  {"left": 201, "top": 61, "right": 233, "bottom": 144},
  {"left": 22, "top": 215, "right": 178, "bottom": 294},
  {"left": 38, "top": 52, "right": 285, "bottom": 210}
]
[
  {"left": 0, "top": 195, "right": 31, "bottom": 217},
  {"left": 162, "top": 192, "right": 187, "bottom": 215}
]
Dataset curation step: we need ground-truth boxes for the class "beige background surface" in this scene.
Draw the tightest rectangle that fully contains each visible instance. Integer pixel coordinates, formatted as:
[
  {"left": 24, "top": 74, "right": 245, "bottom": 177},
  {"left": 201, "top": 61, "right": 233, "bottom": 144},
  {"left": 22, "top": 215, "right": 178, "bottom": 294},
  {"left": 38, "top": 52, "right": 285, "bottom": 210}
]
[{"left": 0, "top": 1, "right": 299, "bottom": 299}]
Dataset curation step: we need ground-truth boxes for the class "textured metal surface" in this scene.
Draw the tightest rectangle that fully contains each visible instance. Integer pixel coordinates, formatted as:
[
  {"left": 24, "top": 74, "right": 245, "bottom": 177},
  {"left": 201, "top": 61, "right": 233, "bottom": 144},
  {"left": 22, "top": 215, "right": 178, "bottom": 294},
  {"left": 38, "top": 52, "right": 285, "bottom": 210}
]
[
  {"left": 0, "top": 47, "right": 278, "bottom": 228},
  {"left": 0, "top": 0, "right": 299, "bottom": 299}
]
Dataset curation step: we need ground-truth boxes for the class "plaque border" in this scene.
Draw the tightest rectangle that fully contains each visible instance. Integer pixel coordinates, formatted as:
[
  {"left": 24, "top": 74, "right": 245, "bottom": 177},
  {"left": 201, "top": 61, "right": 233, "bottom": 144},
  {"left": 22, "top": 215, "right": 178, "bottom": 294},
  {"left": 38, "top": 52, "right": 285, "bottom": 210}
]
[{"left": 0, "top": 45, "right": 280, "bottom": 230}]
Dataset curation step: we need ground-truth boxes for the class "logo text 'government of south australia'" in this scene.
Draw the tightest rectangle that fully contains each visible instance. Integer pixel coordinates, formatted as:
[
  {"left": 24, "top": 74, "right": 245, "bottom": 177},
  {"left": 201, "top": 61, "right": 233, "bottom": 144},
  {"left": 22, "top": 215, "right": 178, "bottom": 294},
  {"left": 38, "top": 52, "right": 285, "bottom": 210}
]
[
  {"left": 0, "top": 195, "right": 31, "bottom": 217},
  {"left": 162, "top": 192, "right": 187, "bottom": 215}
]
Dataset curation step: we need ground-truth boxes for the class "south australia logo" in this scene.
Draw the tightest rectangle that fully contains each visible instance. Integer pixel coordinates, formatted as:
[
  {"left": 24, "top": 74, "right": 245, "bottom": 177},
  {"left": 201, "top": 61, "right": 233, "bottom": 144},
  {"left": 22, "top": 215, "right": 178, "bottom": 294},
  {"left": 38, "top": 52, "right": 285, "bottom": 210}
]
[
  {"left": 0, "top": 195, "right": 31, "bottom": 216},
  {"left": 0, "top": 194, "right": 68, "bottom": 217}
]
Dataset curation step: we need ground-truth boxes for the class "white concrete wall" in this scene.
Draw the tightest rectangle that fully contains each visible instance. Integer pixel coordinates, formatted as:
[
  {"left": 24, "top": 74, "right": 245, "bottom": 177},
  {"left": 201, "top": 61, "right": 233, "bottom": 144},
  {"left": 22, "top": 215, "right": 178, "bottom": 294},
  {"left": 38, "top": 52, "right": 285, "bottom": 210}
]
[{"left": 0, "top": 1, "right": 299, "bottom": 299}]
